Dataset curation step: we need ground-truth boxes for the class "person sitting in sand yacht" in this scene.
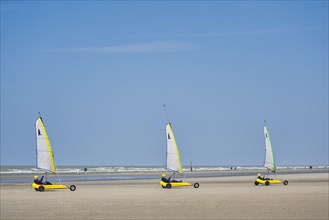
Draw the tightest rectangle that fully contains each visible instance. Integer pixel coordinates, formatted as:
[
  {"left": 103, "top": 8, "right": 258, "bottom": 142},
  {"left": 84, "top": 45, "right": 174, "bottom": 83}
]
[
  {"left": 168, "top": 178, "right": 182, "bottom": 183},
  {"left": 33, "top": 175, "right": 52, "bottom": 185},
  {"left": 34, "top": 175, "right": 44, "bottom": 184},
  {"left": 257, "top": 173, "right": 264, "bottom": 180},
  {"left": 161, "top": 174, "right": 169, "bottom": 183}
]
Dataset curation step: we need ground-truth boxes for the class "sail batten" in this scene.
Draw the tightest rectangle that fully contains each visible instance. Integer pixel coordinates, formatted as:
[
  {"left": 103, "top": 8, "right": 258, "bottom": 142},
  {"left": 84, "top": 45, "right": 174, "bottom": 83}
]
[
  {"left": 264, "top": 122, "right": 276, "bottom": 173},
  {"left": 35, "top": 117, "right": 56, "bottom": 173},
  {"left": 165, "top": 123, "right": 183, "bottom": 174}
]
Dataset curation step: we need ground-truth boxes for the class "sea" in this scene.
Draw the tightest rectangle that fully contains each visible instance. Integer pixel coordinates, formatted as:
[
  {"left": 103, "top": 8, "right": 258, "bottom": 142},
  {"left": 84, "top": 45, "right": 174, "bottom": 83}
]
[{"left": 1, "top": 165, "right": 328, "bottom": 184}]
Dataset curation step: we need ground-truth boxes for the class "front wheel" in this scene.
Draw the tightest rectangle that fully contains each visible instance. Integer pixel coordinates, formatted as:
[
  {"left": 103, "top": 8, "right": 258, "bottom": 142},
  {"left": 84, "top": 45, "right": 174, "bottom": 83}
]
[
  {"left": 70, "top": 185, "right": 76, "bottom": 191},
  {"left": 254, "top": 181, "right": 259, "bottom": 185},
  {"left": 193, "top": 183, "right": 199, "bottom": 188},
  {"left": 38, "top": 186, "right": 45, "bottom": 192},
  {"left": 283, "top": 180, "right": 288, "bottom": 185},
  {"left": 166, "top": 183, "right": 172, "bottom": 189}
]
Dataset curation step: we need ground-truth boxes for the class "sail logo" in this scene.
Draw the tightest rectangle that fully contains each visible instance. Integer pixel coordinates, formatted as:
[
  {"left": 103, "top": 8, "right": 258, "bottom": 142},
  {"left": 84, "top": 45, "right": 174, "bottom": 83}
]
[
  {"left": 38, "top": 129, "right": 42, "bottom": 136},
  {"left": 168, "top": 133, "right": 171, "bottom": 139}
]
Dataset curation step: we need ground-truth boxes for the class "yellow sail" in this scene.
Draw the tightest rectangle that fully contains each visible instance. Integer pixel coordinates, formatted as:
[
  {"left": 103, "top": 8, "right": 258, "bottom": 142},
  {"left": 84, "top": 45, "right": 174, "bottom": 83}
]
[
  {"left": 264, "top": 121, "right": 276, "bottom": 173},
  {"left": 166, "top": 123, "right": 183, "bottom": 174},
  {"left": 35, "top": 116, "right": 56, "bottom": 173}
]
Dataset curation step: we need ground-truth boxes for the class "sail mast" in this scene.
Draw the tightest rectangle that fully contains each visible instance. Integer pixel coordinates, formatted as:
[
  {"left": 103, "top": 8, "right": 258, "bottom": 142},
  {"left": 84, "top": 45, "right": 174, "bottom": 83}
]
[{"left": 163, "top": 104, "right": 170, "bottom": 123}]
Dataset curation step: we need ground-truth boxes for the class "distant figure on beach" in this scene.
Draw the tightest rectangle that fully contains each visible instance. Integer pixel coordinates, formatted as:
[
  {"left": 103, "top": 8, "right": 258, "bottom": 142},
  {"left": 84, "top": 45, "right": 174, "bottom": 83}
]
[
  {"left": 33, "top": 175, "right": 52, "bottom": 185},
  {"left": 84, "top": 168, "right": 88, "bottom": 174}
]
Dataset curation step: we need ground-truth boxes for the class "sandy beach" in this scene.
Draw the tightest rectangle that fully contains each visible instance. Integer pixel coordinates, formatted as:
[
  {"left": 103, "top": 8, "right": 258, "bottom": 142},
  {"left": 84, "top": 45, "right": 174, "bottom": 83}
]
[{"left": 1, "top": 172, "right": 328, "bottom": 220}]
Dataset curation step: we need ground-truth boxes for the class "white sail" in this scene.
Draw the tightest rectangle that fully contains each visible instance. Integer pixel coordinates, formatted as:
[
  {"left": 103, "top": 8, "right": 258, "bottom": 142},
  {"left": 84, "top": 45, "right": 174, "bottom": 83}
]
[
  {"left": 165, "top": 123, "right": 183, "bottom": 174},
  {"left": 35, "top": 116, "right": 56, "bottom": 173},
  {"left": 264, "top": 122, "right": 276, "bottom": 173}
]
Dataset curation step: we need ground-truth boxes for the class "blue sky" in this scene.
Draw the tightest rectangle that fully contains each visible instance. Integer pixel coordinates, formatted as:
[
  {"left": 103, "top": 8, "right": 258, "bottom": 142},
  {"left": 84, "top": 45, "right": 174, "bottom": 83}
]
[{"left": 1, "top": 1, "right": 328, "bottom": 166}]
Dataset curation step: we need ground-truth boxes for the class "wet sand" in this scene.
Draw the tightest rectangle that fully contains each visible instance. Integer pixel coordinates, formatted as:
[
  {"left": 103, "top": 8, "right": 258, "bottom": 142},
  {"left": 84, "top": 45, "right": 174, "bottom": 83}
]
[{"left": 1, "top": 173, "right": 328, "bottom": 219}]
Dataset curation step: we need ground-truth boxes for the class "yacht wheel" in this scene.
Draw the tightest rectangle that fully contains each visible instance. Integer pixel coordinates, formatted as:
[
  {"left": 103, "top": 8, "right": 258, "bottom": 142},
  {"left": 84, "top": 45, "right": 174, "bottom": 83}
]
[{"left": 38, "top": 186, "right": 45, "bottom": 192}]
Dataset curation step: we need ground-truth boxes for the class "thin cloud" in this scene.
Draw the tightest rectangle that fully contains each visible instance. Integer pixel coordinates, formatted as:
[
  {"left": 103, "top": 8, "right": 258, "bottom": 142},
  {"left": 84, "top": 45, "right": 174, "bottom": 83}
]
[
  {"left": 180, "top": 29, "right": 281, "bottom": 37},
  {"left": 177, "top": 26, "right": 322, "bottom": 37},
  {"left": 52, "top": 41, "right": 198, "bottom": 53}
]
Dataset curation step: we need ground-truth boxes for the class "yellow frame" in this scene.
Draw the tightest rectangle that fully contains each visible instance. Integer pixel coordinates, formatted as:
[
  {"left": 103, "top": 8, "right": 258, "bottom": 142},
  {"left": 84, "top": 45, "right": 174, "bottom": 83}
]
[
  {"left": 255, "top": 178, "right": 282, "bottom": 185},
  {"left": 32, "top": 182, "right": 68, "bottom": 190},
  {"left": 160, "top": 180, "right": 192, "bottom": 188}
]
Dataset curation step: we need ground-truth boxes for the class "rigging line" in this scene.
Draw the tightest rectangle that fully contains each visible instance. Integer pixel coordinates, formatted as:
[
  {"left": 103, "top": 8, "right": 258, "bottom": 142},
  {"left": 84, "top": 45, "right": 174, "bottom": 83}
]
[{"left": 55, "top": 162, "right": 61, "bottom": 184}]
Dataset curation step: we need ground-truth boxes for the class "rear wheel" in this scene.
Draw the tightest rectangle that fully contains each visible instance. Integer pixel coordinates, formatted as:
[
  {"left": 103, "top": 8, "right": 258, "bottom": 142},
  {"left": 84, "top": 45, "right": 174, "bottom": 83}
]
[
  {"left": 283, "top": 180, "right": 288, "bottom": 185},
  {"left": 193, "top": 183, "right": 199, "bottom": 188},
  {"left": 34, "top": 188, "right": 39, "bottom": 191},
  {"left": 166, "top": 183, "right": 172, "bottom": 189},
  {"left": 265, "top": 181, "right": 270, "bottom": 186},
  {"left": 38, "top": 186, "right": 45, "bottom": 192},
  {"left": 161, "top": 185, "right": 166, "bottom": 188},
  {"left": 69, "top": 185, "right": 76, "bottom": 191},
  {"left": 254, "top": 181, "right": 259, "bottom": 185}
]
